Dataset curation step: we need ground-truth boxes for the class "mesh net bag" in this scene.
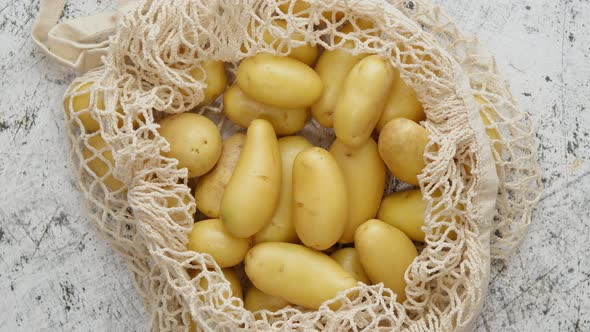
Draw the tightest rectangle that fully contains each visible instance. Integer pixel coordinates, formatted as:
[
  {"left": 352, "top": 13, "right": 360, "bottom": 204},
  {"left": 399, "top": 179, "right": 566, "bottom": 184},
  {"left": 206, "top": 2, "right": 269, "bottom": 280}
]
[{"left": 45, "top": 0, "right": 544, "bottom": 330}]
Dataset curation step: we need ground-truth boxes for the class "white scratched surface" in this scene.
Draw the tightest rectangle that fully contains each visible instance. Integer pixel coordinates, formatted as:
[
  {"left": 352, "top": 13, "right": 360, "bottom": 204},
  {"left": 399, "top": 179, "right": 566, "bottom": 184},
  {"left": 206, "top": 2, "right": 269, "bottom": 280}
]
[{"left": 0, "top": 1, "right": 588, "bottom": 331}]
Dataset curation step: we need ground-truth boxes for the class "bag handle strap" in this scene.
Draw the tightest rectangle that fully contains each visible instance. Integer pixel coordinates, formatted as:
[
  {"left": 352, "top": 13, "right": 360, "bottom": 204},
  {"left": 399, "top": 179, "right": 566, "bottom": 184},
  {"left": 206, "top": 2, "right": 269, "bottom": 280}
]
[{"left": 32, "top": 0, "right": 139, "bottom": 73}]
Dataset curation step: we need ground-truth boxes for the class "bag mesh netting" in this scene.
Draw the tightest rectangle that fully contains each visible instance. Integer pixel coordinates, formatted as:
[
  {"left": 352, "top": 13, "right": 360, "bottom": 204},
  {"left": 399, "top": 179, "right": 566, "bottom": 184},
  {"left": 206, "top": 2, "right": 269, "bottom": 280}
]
[{"left": 59, "top": 0, "right": 542, "bottom": 330}]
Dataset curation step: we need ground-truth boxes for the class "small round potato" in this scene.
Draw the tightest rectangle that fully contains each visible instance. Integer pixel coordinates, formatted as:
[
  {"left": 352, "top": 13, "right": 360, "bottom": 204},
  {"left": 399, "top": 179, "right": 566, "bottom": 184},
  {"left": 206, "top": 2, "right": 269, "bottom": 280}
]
[
  {"left": 158, "top": 113, "right": 222, "bottom": 178},
  {"left": 187, "top": 219, "right": 251, "bottom": 268},
  {"left": 189, "top": 60, "right": 227, "bottom": 104},
  {"left": 378, "top": 190, "right": 427, "bottom": 242},
  {"left": 244, "top": 287, "right": 290, "bottom": 316},
  {"left": 82, "top": 134, "right": 125, "bottom": 192},
  {"left": 377, "top": 68, "right": 425, "bottom": 131},
  {"left": 378, "top": 118, "right": 429, "bottom": 186},
  {"left": 330, "top": 248, "right": 370, "bottom": 284}
]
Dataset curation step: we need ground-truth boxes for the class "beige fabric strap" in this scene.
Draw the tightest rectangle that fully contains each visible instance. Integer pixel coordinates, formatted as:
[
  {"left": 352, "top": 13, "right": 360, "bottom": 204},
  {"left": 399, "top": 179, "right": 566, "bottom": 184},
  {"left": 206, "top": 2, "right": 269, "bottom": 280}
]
[{"left": 31, "top": 0, "right": 139, "bottom": 73}]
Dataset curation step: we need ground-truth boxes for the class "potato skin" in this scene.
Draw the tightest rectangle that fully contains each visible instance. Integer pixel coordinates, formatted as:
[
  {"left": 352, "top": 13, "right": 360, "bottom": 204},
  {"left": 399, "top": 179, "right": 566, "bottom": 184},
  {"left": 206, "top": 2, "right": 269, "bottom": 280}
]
[
  {"left": 329, "top": 138, "right": 385, "bottom": 243},
  {"left": 355, "top": 219, "right": 417, "bottom": 303},
  {"left": 378, "top": 190, "right": 427, "bottom": 242},
  {"left": 158, "top": 113, "right": 222, "bottom": 178},
  {"left": 244, "top": 287, "right": 290, "bottom": 315},
  {"left": 334, "top": 55, "right": 394, "bottom": 147},
  {"left": 378, "top": 118, "right": 428, "bottom": 186},
  {"left": 244, "top": 242, "right": 357, "bottom": 310},
  {"left": 330, "top": 248, "right": 370, "bottom": 284},
  {"left": 187, "top": 219, "right": 251, "bottom": 268},
  {"left": 220, "top": 119, "right": 282, "bottom": 238},
  {"left": 223, "top": 84, "right": 308, "bottom": 136},
  {"left": 377, "top": 68, "right": 425, "bottom": 131},
  {"left": 195, "top": 133, "right": 246, "bottom": 218},
  {"left": 237, "top": 53, "right": 323, "bottom": 109},
  {"left": 189, "top": 60, "right": 227, "bottom": 104},
  {"left": 254, "top": 136, "right": 312, "bottom": 244},
  {"left": 292, "top": 147, "right": 348, "bottom": 250},
  {"left": 83, "top": 134, "right": 125, "bottom": 192}
]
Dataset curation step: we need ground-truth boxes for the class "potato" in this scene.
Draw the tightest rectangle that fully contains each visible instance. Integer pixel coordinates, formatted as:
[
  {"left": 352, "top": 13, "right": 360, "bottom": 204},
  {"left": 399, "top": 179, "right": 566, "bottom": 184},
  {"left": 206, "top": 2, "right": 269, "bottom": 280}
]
[
  {"left": 236, "top": 53, "right": 323, "bottom": 109},
  {"left": 223, "top": 85, "right": 308, "bottom": 136},
  {"left": 293, "top": 147, "right": 348, "bottom": 250},
  {"left": 187, "top": 219, "right": 251, "bottom": 267},
  {"left": 221, "top": 119, "right": 282, "bottom": 238},
  {"left": 195, "top": 133, "right": 246, "bottom": 218},
  {"left": 64, "top": 81, "right": 104, "bottom": 132},
  {"left": 330, "top": 248, "right": 370, "bottom": 284},
  {"left": 378, "top": 190, "right": 426, "bottom": 242},
  {"left": 254, "top": 136, "right": 312, "bottom": 244},
  {"left": 189, "top": 60, "right": 227, "bottom": 104},
  {"left": 378, "top": 118, "right": 428, "bottom": 186},
  {"left": 334, "top": 55, "right": 394, "bottom": 147},
  {"left": 158, "top": 113, "right": 222, "bottom": 178},
  {"left": 244, "top": 242, "right": 357, "bottom": 309},
  {"left": 244, "top": 287, "right": 290, "bottom": 315},
  {"left": 83, "top": 134, "right": 125, "bottom": 192},
  {"left": 355, "top": 219, "right": 417, "bottom": 303},
  {"left": 257, "top": 20, "right": 318, "bottom": 66},
  {"left": 193, "top": 267, "right": 243, "bottom": 300},
  {"left": 376, "top": 68, "right": 425, "bottom": 131},
  {"left": 329, "top": 138, "right": 385, "bottom": 243}
]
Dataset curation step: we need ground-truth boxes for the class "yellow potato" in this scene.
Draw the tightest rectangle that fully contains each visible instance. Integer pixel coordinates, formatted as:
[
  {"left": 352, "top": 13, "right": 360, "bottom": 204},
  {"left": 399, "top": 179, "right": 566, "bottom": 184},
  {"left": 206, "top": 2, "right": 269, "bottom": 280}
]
[
  {"left": 64, "top": 81, "right": 104, "bottom": 132},
  {"left": 194, "top": 267, "right": 243, "bottom": 300},
  {"left": 334, "top": 55, "right": 394, "bottom": 147},
  {"left": 378, "top": 118, "right": 428, "bottom": 186},
  {"left": 330, "top": 248, "right": 370, "bottom": 284},
  {"left": 236, "top": 53, "right": 323, "bottom": 109},
  {"left": 293, "top": 147, "right": 348, "bottom": 250},
  {"left": 254, "top": 136, "right": 312, "bottom": 244},
  {"left": 195, "top": 133, "right": 246, "bottom": 218},
  {"left": 377, "top": 68, "right": 425, "bottom": 131},
  {"left": 189, "top": 60, "right": 227, "bottom": 104},
  {"left": 223, "top": 85, "right": 308, "bottom": 136},
  {"left": 257, "top": 20, "right": 318, "bottom": 66},
  {"left": 244, "top": 242, "right": 357, "bottom": 309},
  {"left": 329, "top": 138, "right": 385, "bottom": 243},
  {"left": 158, "top": 113, "right": 222, "bottom": 178},
  {"left": 82, "top": 134, "right": 125, "bottom": 192},
  {"left": 221, "top": 119, "right": 282, "bottom": 238},
  {"left": 187, "top": 219, "right": 251, "bottom": 267},
  {"left": 355, "top": 219, "right": 417, "bottom": 303},
  {"left": 378, "top": 190, "right": 426, "bottom": 242},
  {"left": 475, "top": 95, "right": 502, "bottom": 155},
  {"left": 244, "top": 287, "right": 290, "bottom": 315}
]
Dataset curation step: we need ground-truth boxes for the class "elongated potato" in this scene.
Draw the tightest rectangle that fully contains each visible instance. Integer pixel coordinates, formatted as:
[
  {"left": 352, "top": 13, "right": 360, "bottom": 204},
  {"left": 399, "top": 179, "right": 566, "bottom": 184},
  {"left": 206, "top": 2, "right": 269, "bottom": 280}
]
[
  {"left": 334, "top": 55, "right": 394, "bottom": 147},
  {"left": 83, "top": 134, "right": 125, "bottom": 192},
  {"left": 329, "top": 138, "right": 385, "bottom": 243},
  {"left": 377, "top": 68, "right": 425, "bottom": 131},
  {"left": 223, "top": 85, "right": 308, "bottom": 136},
  {"left": 254, "top": 136, "right": 312, "bottom": 244},
  {"left": 244, "top": 287, "right": 290, "bottom": 315},
  {"left": 378, "top": 190, "right": 426, "bottom": 242},
  {"left": 293, "top": 147, "right": 348, "bottom": 250},
  {"left": 195, "top": 133, "right": 246, "bottom": 218},
  {"left": 189, "top": 60, "right": 227, "bottom": 104},
  {"left": 245, "top": 242, "right": 357, "bottom": 309},
  {"left": 355, "top": 219, "right": 417, "bottom": 303},
  {"left": 378, "top": 118, "right": 428, "bottom": 186},
  {"left": 236, "top": 53, "right": 323, "bottom": 109},
  {"left": 221, "top": 119, "right": 282, "bottom": 238},
  {"left": 187, "top": 219, "right": 251, "bottom": 267},
  {"left": 158, "top": 113, "right": 222, "bottom": 178},
  {"left": 330, "top": 248, "right": 370, "bottom": 284}
]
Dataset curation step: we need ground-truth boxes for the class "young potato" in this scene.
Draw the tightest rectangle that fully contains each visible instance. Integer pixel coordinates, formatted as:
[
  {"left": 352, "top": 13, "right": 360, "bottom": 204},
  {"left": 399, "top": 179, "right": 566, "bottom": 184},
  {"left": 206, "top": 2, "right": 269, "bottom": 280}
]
[
  {"left": 158, "top": 113, "right": 222, "bottom": 178},
  {"left": 64, "top": 81, "right": 104, "bottom": 132},
  {"left": 329, "top": 138, "right": 385, "bottom": 243},
  {"left": 221, "top": 119, "right": 282, "bottom": 238},
  {"left": 244, "top": 242, "right": 357, "bottom": 310},
  {"left": 330, "top": 248, "right": 370, "bottom": 284},
  {"left": 293, "top": 147, "right": 348, "bottom": 250},
  {"left": 378, "top": 190, "right": 426, "bottom": 242},
  {"left": 254, "top": 136, "right": 312, "bottom": 244},
  {"left": 187, "top": 219, "right": 251, "bottom": 268},
  {"left": 355, "top": 219, "right": 417, "bottom": 303},
  {"left": 377, "top": 68, "right": 425, "bottom": 131},
  {"left": 334, "top": 55, "right": 394, "bottom": 147},
  {"left": 83, "top": 134, "right": 125, "bottom": 192},
  {"left": 244, "top": 287, "right": 290, "bottom": 316},
  {"left": 195, "top": 133, "right": 246, "bottom": 218},
  {"left": 223, "top": 84, "right": 309, "bottom": 136},
  {"left": 259, "top": 20, "right": 318, "bottom": 66},
  {"left": 189, "top": 60, "right": 227, "bottom": 104},
  {"left": 236, "top": 53, "right": 323, "bottom": 109},
  {"left": 378, "top": 118, "right": 428, "bottom": 186}
]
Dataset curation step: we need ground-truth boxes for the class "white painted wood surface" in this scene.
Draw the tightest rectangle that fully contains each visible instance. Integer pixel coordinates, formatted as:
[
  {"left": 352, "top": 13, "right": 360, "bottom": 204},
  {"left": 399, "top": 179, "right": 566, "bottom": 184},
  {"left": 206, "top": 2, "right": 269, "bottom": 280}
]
[{"left": 0, "top": 1, "right": 588, "bottom": 331}]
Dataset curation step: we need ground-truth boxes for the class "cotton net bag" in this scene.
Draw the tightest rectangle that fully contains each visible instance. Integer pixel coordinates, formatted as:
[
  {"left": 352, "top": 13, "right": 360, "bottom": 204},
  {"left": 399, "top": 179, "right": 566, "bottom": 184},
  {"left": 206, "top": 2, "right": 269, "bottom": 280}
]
[{"left": 42, "top": 0, "right": 542, "bottom": 330}]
